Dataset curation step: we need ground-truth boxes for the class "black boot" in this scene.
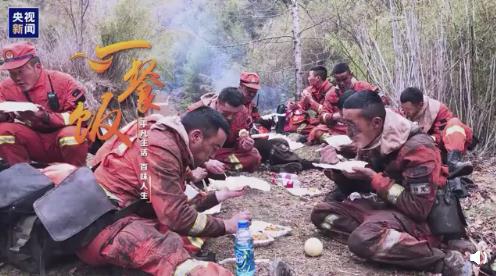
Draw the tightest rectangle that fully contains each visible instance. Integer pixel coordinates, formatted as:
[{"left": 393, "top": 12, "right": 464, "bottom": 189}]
[
  {"left": 270, "top": 259, "right": 293, "bottom": 276},
  {"left": 270, "top": 162, "right": 302, "bottom": 173},
  {"left": 442, "top": 250, "right": 472, "bottom": 276},
  {"left": 447, "top": 151, "right": 473, "bottom": 178}
]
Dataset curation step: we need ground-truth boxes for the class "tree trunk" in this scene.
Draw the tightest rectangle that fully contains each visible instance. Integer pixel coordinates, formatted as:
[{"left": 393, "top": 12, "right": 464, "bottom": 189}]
[{"left": 289, "top": 0, "right": 303, "bottom": 100}]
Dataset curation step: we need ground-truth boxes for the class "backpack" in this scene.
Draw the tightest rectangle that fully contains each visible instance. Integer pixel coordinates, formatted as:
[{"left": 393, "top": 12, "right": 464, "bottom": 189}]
[
  {"left": 0, "top": 163, "right": 143, "bottom": 275},
  {"left": 0, "top": 163, "right": 57, "bottom": 274}
]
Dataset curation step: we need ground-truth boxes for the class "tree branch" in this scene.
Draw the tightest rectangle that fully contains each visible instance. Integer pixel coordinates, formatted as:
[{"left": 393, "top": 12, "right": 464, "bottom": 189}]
[{"left": 213, "top": 35, "right": 293, "bottom": 48}]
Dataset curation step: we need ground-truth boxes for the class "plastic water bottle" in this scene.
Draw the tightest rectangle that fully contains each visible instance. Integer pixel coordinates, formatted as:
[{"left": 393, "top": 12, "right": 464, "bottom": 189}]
[{"left": 235, "top": 220, "right": 255, "bottom": 275}]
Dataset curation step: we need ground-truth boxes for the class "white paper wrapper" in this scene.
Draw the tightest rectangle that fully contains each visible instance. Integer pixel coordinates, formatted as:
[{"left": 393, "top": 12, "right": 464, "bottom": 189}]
[
  {"left": 184, "top": 184, "right": 199, "bottom": 200},
  {"left": 251, "top": 232, "right": 275, "bottom": 247},
  {"left": 230, "top": 220, "right": 292, "bottom": 247},
  {"left": 323, "top": 135, "right": 352, "bottom": 148},
  {"left": 250, "top": 220, "right": 292, "bottom": 239},
  {"left": 201, "top": 203, "right": 222, "bottom": 215},
  {"left": 207, "top": 176, "right": 271, "bottom": 192},
  {"left": 313, "top": 160, "right": 368, "bottom": 173},
  {"left": 0, "top": 101, "right": 39, "bottom": 112},
  {"left": 286, "top": 187, "right": 323, "bottom": 197}
]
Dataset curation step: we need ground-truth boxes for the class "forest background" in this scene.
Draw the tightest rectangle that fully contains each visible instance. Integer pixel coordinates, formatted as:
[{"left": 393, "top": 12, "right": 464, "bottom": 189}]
[{"left": 1, "top": 0, "right": 495, "bottom": 156}]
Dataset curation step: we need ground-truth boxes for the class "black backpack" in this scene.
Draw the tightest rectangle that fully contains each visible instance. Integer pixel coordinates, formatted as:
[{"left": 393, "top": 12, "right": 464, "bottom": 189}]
[
  {"left": 0, "top": 163, "right": 143, "bottom": 275},
  {"left": 0, "top": 163, "right": 58, "bottom": 274}
]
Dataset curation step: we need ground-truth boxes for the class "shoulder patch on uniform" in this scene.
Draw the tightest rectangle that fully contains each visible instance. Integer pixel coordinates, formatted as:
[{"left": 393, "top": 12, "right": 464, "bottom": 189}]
[{"left": 409, "top": 182, "right": 431, "bottom": 195}]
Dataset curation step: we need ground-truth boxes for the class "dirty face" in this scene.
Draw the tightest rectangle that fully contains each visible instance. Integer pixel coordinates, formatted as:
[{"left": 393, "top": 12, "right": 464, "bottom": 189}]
[
  {"left": 307, "top": 70, "right": 321, "bottom": 87},
  {"left": 188, "top": 128, "right": 227, "bottom": 166},
  {"left": 216, "top": 101, "right": 244, "bottom": 122},
  {"left": 342, "top": 108, "right": 383, "bottom": 149},
  {"left": 8, "top": 61, "right": 41, "bottom": 92},
  {"left": 400, "top": 101, "right": 423, "bottom": 120},
  {"left": 239, "top": 84, "right": 258, "bottom": 104},
  {"left": 334, "top": 71, "right": 353, "bottom": 90}
]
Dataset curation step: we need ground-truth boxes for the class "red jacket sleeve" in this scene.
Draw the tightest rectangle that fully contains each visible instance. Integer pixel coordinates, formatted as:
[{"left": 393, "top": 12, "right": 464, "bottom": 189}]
[
  {"left": 370, "top": 145, "right": 442, "bottom": 222},
  {"left": 45, "top": 72, "right": 86, "bottom": 128},
  {"left": 27, "top": 72, "right": 87, "bottom": 130},
  {"left": 428, "top": 104, "right": 454, "bottom": 145},
  {"left": 319, "top": 88, "right": 339, "bottom": 123},
  {"left": 189, "top": 191, "right": 219, "bottom": 212},
  {"left": 148, "top": 145, "right": 226, "bottom": 237}
]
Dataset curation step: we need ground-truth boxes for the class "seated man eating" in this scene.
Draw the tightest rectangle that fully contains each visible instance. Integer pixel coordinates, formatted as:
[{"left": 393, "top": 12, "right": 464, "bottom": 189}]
[{"left": 311, "top": 92, "right": 471, "bottom": 275}]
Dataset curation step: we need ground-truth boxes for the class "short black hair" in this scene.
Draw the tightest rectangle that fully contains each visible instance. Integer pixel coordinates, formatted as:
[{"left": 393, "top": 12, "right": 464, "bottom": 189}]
[
  {"left": 400, "top": 87, "right": 424, "bottom": 104},
  {"left": 337, "top": 90, "right": 355, "bottom": 110},
  {"left": 182, "top": 106, "right": 230, "bottom": 138},
  {"left": 343, "top": 91, "right": 386, "bottom": 120},
  {"left": 332, "top": 62, "right": 351, "bottom": 75},
  {"left": 218, "top": 87, "right": 244, "bottom": 107},
  {"left": 309, "top": 66, "right": 327, "bottom": 80}
]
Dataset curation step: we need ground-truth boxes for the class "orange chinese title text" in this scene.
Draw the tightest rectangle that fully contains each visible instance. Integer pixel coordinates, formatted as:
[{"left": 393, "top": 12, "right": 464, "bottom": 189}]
[{"left": 69, "top": 40, "right": 164, "bottom": 147}]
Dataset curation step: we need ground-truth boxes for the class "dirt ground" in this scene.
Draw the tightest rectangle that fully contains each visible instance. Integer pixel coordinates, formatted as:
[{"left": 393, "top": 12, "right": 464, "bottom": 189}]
[{"left": 1, "top": 147, "right": 495, "bottom": 276}]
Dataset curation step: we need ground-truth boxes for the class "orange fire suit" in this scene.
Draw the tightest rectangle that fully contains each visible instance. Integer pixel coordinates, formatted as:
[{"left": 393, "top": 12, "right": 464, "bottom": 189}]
[
  {"left": 188, "top": 93, "right": 261, "bottom": 172},
  {"left": 307, "top": 80, "right": 378, "bottom": 143},
  {"left": 410, "top": 95, "right": 473, "bottom": 153},
  {"left": 0, "top": 69, "right": 88, "bottom": 166},
  {"left": 311, "top": 110, "right": 449, "bottom": 272},
  {"left": 285, "top": 80, "right": 334, "bottom": 135},
  {"left": 77, "top": 115, "right": 231, "bottom": 276}
]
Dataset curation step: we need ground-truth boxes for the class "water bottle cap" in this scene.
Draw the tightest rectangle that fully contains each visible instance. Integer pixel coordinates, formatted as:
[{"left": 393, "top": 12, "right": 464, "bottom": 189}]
[{"left": 237, "top": 220, "right": 250, "bottom": 229}]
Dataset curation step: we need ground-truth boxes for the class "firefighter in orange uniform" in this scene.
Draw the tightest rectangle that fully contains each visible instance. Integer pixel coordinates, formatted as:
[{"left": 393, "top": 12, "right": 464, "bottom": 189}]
[
  {"left": 187, "top": 87, "right": 261, "bottom": 173},
  {"left": 285, "top": 66, "right": 333, "bottom": 138},
  {"left": 311, "top": 92, "right": 471, "bottom": 275},
  {"left": 400, "top": 87, "right": 474, "bottom": 177},
  {"left": 75, "top": 107, "right": 250, "bottom": 276},
  {"left": 238, "top": 71, "right": 262, "bottom": 124},
  {"left": 0, "top": 42, "right": 88, "bottom": 166},
  {"left": 308, "top": 63, "right": 381, "bottom": 144}
]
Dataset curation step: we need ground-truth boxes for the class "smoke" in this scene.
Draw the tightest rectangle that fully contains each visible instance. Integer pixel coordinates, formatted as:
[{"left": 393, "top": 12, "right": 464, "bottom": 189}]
[{"left": 155, "top": 0, "right": 242, "bottom": 95}]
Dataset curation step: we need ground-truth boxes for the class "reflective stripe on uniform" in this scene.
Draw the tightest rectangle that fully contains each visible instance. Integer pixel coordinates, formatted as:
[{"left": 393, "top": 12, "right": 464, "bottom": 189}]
[
  {"left": 445, "top": 125, "right": 466, "bottom": 138},
  {"left": 296, "top": 123, "right": 307, "bottom": 133},
  {"left": 322, "top": 113, "right": 329, "bottom": 122},
  {"left": 116, "top": 143, "right": 128, "bottom": 155},
  {"left": 59, "top": 136, "right": 80, "bottom": 146},
  {"left": 0, "top": 135, "right": 15, "bottom": 144},
  {"left": 228, "top": 154, "right": 243, "bottom": 170},
  {"left": 174, "top": 259, "right": 208, "bottom": 276},
  {"left": 187, "top": 236, "right": 205, "bottom": 249},
  {"left": 386, "top": 183, "right": 405, "bottom": 205},
  {"left": 61, "top": 112, "right": 71, "bottom": 125},
  {"left": 188, "top": 213, "right": 207, "bottom": 236}
]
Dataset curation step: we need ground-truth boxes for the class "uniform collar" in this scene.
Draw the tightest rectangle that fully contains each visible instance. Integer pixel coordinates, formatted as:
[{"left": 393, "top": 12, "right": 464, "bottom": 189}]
[
  {"left": 360, "top": 109, "right": 415, "bottom": 157},
  {"left": 313, "top": 79, "right": 331, "bottom": 92},
  {"left": 149, "top": 114, "right": 195, "bottom": 167},
  {"left": 413, "top": 95, "right": 441, "bottom": 132},
  {"left": 27, "top": 68, "right": 47, "bottom": 92}
]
